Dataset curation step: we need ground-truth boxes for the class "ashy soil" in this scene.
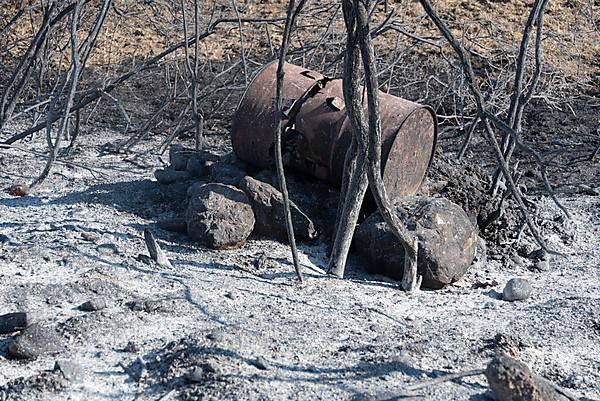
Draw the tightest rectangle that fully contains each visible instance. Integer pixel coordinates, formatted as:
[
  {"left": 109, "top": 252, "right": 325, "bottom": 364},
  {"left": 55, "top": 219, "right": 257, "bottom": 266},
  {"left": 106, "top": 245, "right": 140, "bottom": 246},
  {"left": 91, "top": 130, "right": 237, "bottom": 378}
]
[
  {"left": 0, "top": 126, "right": 599, "bottom": 401},
  {"left": 1, "top": 1, "right": 599, "bottom": 400}
]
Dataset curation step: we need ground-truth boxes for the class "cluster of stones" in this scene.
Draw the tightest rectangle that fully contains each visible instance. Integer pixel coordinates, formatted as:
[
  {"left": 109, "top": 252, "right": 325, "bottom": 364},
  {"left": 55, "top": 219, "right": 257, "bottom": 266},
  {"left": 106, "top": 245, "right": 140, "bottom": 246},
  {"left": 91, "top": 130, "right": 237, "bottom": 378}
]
[
  {"left": 155, "top": 145, "right": 480, "bottom": 290},
  {"left": 155, "top": 145, "right": 318, "bottom": 251}
]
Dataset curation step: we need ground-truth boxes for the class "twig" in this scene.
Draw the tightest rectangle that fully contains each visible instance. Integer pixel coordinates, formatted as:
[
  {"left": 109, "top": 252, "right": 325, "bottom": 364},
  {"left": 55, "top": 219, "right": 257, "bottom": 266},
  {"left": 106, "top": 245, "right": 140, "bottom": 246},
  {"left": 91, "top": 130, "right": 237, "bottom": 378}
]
[
  {"left": 457, "top": 115, "right": 479, "bottom": 159},
  {"left": 231, "top": 0, "right": 249, "bottom": 87}
]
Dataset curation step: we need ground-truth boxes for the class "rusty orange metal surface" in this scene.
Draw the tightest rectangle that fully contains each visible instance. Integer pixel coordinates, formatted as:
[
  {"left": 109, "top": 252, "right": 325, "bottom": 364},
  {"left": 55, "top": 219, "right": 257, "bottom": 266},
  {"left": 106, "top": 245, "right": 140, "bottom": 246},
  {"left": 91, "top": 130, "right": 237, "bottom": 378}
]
[{"left": 231, "top": 61, "right": 437, "bottom": 199}]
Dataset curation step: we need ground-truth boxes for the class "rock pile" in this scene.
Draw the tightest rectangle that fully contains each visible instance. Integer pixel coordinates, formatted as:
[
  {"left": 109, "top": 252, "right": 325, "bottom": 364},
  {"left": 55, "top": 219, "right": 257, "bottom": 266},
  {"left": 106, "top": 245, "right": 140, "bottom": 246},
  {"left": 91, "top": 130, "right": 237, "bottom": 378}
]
[{"left": 154, "top": 145, "right": 321, "bottom": 250}]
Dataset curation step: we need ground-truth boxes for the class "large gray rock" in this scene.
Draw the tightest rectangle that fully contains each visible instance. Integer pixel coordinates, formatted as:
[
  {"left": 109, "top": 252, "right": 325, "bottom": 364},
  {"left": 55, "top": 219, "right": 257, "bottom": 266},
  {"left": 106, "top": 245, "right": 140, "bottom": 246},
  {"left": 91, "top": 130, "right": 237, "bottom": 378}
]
[
  {"left": 355, "top": 196, "right": 477, "bottom": 289},
  {"left": 8, "top": 323, "right": 65, "bottom": 359},
  {"left": 485, "top": 354, "right": 571, "bottom": 401},
  {"left": 185, "top": 183, "right": 255, "bottom": 250},
  {"left": 239, "top": 176, "right": 317, "bottom": 240}
]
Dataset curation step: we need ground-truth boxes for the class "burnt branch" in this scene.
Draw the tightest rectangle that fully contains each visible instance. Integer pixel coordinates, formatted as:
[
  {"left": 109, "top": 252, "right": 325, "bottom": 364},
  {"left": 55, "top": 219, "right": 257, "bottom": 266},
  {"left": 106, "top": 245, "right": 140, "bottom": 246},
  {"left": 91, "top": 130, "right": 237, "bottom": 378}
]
[{"left": 274, "top": 0, "right": 309, "bottom": 283}]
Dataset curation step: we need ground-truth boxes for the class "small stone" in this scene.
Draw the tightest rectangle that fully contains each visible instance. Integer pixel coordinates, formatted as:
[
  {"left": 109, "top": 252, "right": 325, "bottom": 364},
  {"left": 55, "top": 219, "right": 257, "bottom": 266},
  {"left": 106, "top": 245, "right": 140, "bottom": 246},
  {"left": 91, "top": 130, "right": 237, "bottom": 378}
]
[
  {"left": 0, "top": 233, "right": 12, "bottom": 243},
  {"left": 8, "top": 183, "right": 28, "bottom": 197},
  {"left": 528, "top": 248, "right": 548, "bottom": 261},
  {"left": 533, "top": 259, "right": 550, "bottom": 271},
  {"left": 206, "top": 329, "right": 225, "bottom": 342},
  {"left": 96, "top": 243, "right": 119, "bottom": 255},
  {"left": 154, "top": 168, "right": 191, "bottom": 185},
  {"left": 81, "top": 232, "right": 100, "bottom": 243},
  {"left": 123, "top": 341, "right": 139, "bottom": 353},
  {"left": 8, "top": 323, "right": 65, "bottom": 359},
  {"left": 503, "top": 278, "right": 532, "bottom": 301},
  {"left": 186, "top": 366, "right": 204, "bottom": 383},
  {"left": 577, "top": 184, "right": 599, "bottom": 196},
  {"left": 136, "top": 254, "right": 153, "bottom": 264},
  {"left": 252, "top": 356, "right": 271, "bottom": 370},
  {"left": 79, "top": 298, "right": 108, "bottom": 312},
  {"left": 127, "top": 299, "right": 176, "bottom": 313},
  {"left": 54, "top": 360, "right": 85, "bottom": 382}
]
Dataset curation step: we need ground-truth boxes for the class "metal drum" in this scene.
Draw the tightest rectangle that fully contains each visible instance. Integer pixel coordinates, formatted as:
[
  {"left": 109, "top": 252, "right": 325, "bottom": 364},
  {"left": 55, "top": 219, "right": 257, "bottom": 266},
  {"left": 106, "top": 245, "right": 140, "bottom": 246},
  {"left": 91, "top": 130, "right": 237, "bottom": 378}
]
[{"left": 231, "top": 61, "right": 437, "bottom": 199}]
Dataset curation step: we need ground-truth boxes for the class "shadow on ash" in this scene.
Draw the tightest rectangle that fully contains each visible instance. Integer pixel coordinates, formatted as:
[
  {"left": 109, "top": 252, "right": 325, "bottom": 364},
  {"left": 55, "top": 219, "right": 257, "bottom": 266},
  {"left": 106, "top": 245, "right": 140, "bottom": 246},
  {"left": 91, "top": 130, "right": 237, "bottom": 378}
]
[{"left": 154, "top": 62, "right": 478, "bottom": 290}]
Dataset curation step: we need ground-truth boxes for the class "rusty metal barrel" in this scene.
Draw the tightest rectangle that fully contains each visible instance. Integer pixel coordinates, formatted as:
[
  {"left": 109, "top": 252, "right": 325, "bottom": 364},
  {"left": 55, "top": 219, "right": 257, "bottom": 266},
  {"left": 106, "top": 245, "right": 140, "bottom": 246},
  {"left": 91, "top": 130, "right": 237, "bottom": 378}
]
[{"left": 231, "top": 61, "right": 437, "bottom": 199}]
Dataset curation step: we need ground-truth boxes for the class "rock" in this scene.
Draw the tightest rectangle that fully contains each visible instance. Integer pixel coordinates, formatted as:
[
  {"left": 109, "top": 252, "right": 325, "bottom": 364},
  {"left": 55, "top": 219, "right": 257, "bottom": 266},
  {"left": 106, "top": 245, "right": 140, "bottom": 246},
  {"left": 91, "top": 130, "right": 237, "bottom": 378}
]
[
  {"left": 169, "top": 144, "right": 189, "bottom": 171},
  {"left": 206, "top": 329, "right": 225, "bottom": 342},
  {"left": 185, "top": 183, "right": 255, "bottom": 250},
  {"left": 209, "top": 161, "right": 247, "bottom": 186},
  {"left": 239, "top": 176, "right": 317, "bottom": 240},
  {"left": 254, "top": 170, "right": 339, "bottom": 237},
  {"left": 170, "top": 145, "right": 216, "bottom": 177},
  {"left": 8, "top": 323, "right": 65, "bottom": 359},
  {"left": 485, "top": 354, "right": 570, "bottom": 401},
  {"left": 0, "top": 312, "right": 28, "bottom": 334},
  {"left": 186, "top": 154, "right": 210, "bottom": 177},
  {"left": 54, "top": 360, "right": 85, "bottom": 382},
  {"left": 127, "top": 299, "right": 177, "bottom": 313},
  {"left": 185, "top": 366, "right": 205, "bottom": 383},
  {"left": 154, "top": 168, "right": 191, "bottom": 185},
  {"left": 81, "top": 231, "right": 100, "bottom": 243},
  {"left": 576, "top": 184, "right": 599, "bottom": 196},
  {"left": 0, "top": 233, "right": 12, "bottom": 243},
  {"left": 355, "top": 196, "right": 478, "bottom": 289},
  {"left": 123, "top": 341, "right": 139, "bottom": 353},
  {"left": 252, "top": 356, "right": 271, "bottom": 370},
  {"left": 533, "top": 259, "right": 549, "bottom": 271},
  {"left": 79, "top": 298, "right": 108, "bottom": 312},
  {"left": 96, "top": 243, "right": 119, "bottom": 255},
  {"left": 528, "top": 248, "right": 550, "bottom": 271},
  {"left": 502, "top": 278, "right": 532, "bottom": 301}
]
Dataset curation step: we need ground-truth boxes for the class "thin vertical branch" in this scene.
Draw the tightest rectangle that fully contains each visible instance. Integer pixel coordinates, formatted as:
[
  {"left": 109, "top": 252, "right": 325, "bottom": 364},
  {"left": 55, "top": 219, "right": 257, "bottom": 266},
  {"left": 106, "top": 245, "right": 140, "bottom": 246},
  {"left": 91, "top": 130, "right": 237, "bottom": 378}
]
[
  {"left": 181, "top": 0, "right": 203, "bottom": 150},
  {"left": 193, "top": 0, "right": 203, "bottom": 150},
  {"left": 231, "top": 0, "right": 248, "bottom": 87},
  {"left": 274, "top": 0, "right": 308, "bottom": 283}
]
